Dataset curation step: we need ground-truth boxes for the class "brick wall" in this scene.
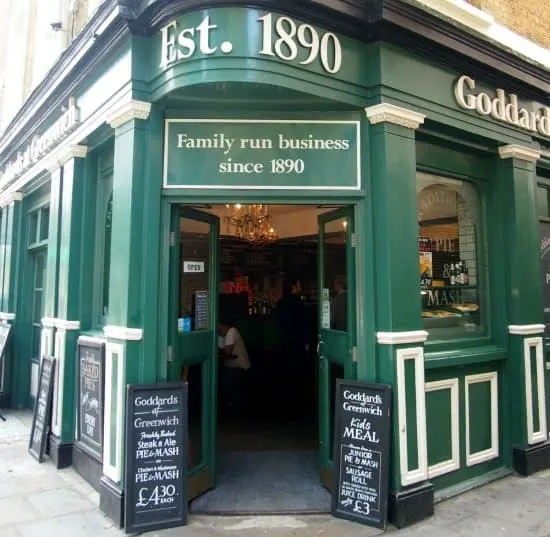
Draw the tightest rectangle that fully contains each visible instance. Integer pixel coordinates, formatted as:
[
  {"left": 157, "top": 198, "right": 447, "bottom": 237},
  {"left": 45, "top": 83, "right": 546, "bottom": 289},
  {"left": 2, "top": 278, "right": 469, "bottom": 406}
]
[{"left": 466, "top": 0, "right": 550, "bottom": 48}]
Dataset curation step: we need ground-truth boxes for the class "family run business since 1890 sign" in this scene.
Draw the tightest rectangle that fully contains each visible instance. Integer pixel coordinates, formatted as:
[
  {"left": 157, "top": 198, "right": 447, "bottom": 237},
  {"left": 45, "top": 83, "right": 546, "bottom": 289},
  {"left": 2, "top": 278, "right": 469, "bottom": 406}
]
[
  {"left": 163, "top": 120, "right": 360, "bottom": 190},
  {"left": 124, "top": 383, "right": 188, "bottom": 534},
  {"left": 332, "top": 380, "right": 391, "bottom": 530}
]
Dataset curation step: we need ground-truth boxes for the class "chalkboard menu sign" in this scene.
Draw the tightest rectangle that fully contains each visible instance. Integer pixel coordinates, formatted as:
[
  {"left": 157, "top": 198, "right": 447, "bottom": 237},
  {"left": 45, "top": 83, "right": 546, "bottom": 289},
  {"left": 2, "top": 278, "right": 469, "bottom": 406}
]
[
  {"left": 0, "top": 323, "right": 11, "bottom": 392},
  {"left": 540, "top": 221, "right": 550, "bottom": 335},
  {"left": 29, "top": 357, "right": 56, "bottom": 462},
  {"left": 124, "top": 382, "right": 188, "bottom": 534},
  {"left": 76, "top": 338, "right": 105, "bottom": 460},
  {"left": 332, "top": 380, "right": 392, "bottom": 529}
]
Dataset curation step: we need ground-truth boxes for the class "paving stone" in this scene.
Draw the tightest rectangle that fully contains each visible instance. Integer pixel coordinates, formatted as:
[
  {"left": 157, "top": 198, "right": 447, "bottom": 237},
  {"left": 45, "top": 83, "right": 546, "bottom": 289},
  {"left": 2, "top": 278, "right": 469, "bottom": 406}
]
[
  {"left": 0, "top": 496, "right": 39, "bottom": 527},
  {"left": 15, "top": 510, "right": 125, "bottom": 537},
  {"left": 25, "top": 488, "right": 95, "bottom": 518},
  {"left": 0, "top": 474, "right": 68, "bottom": 498}
]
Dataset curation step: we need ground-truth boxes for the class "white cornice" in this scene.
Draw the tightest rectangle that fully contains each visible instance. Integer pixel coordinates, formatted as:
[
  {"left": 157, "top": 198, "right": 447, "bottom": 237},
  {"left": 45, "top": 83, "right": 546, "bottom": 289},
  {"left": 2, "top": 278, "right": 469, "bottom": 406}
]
[
  {"left": 57, "top": 145, "right": 88, "bottom": 165},
  {"left": 415, "top": 0, "right": 493, "bottom": 33},
  {"left": 0, "top": 191, "right": 23, "bottom": 207},
  {"left": 78, "top": 335, "right": 106, "bottom": 345},
  {"left": 106, "top": 100, "right": 152, "bottom": 129},
  {"left": 498, "top": 145, "right": 541, "bottom": 162},
  {"left": 509, "top": 324, "right": 545, "bottom": 335},
  {"left": 365, "top": 103, "right": 426, "bottom": 130},
  {"left": 41, "top": 317, "right": 56, "bottom": 328},
  {"left": 104, "top": 325, "right": 143, "bottom": 341},
  {"left": 0, "top": 312, "right": 15, "bottom": 321},
  {"left": 377, "top": 330, "right": 429, "bottom": 345},
  {"left": 54, "top": 319, "right": 81, "bottom": 330}
]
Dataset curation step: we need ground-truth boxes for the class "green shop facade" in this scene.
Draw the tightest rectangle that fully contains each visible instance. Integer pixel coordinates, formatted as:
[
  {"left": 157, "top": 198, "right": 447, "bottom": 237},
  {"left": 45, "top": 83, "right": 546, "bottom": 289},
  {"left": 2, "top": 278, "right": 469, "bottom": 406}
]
[{"left": 0, "top": 0, "right": 549, "bottom": 529}]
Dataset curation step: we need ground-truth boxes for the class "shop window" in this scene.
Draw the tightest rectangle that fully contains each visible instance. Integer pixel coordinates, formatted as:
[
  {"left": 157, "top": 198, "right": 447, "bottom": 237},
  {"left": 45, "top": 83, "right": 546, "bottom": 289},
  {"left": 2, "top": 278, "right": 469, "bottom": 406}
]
[
  {"left": 28, "top": 205, "right": 49, "bottom": 247},
  {"left": 537, "top": 185, "right": 550, "bottom": 218},
  {"left": 93, "top": 155, "right": 113, "bottom": 327},
  {"left": 417, "top": 173, "right": 485, "bottom": 339}
]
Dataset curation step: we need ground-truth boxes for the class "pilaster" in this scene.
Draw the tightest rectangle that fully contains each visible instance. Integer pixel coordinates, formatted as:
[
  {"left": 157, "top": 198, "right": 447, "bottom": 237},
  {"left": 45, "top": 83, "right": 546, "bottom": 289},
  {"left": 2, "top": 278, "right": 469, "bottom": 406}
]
[
  {"left": 100, "top": 99, "right": 153, "bottom": 528},
  {"left": 48, "top": 145, "right": 88, "bottom": 468},
  {"left": 366, "top": 103, "right": 433, "bottom": 527},
  {"left": 498, "top": 145, "right": 550, "bottom": 474},
  {"left": 0, "top": 192, "right": 23, "bottom": 407}
]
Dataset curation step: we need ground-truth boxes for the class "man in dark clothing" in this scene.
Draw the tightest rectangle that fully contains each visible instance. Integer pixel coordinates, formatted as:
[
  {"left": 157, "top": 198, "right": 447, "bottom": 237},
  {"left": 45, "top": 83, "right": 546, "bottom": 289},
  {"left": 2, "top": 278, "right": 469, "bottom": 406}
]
[{"left": 332, "top": 274, "right": 347, "bottom": 331}]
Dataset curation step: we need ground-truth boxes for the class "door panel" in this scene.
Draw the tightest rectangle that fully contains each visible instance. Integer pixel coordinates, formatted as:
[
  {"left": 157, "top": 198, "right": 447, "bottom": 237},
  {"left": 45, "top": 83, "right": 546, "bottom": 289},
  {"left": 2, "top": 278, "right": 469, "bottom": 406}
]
[
  {"left": 318, "top": 207, "right": 356, "bottom": 490},
  {"left": 169, "top": 207, "right": 219, "bottom": 501}
]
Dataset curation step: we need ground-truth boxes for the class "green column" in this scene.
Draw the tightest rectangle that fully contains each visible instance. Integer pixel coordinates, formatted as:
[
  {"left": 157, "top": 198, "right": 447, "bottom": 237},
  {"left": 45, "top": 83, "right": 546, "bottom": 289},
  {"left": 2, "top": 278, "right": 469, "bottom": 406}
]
[
  {"left": 498, "top": 145, "right": 548, "bottom": 472},
  {"left": 0, "top": 193, "right": 23, "bottom": 406},
  {"left": 49, "top": 146, "right": 88, "bottom": 468},
  {"left": 99, "top": 100, "right": 153, "bottom": 527},
  {"left": 365, "top": 103, "right": 432, "bottom": 527}
]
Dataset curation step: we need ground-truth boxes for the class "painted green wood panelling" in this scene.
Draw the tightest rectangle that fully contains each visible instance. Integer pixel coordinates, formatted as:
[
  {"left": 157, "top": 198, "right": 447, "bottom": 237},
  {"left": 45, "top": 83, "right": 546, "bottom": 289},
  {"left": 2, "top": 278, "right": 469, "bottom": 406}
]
[
  {"left": 404, "top": 358, "right": 419, "bottom": 472},
  {"left": 529, "top": 345, "right": 541, "bottom": 434},
  {"left": 0, "top": 204, "right": 8, "bottom": 311},
  {"left": 43, "top": 169, "right": 61, "bottom": 320},
  {"left": 500, "top": 158, "right": 543, "bottom": 323},
  {"left": 55, "top": 156, "right": 86, "bottom": 441},
  {"left": 379, "top": 43, "right": 543, "bottom": 147},
  {"left": 370, "top": 122, "right": 422, "bottom": 331},
  {"left": 468, "top": 381, "right": 492, "bottom": 454},
  {"left": 426, "top": 389, "right": 453, "bottom": 467}
]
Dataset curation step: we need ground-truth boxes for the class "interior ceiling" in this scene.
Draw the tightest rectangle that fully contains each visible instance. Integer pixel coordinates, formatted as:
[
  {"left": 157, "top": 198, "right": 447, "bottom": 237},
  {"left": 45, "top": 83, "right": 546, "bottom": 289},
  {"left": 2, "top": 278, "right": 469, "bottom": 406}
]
[{"left": 183, "top": 204, "right": 344, "bottom": 240}]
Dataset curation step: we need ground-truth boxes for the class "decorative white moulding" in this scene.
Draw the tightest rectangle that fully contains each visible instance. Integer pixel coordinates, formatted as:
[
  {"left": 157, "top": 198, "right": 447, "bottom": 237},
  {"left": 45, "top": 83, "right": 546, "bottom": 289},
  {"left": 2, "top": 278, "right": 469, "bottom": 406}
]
[
  {"left": 41, "top": 317, "right": 57, "bottom": 329},
  {"left": 106, "top": 99, "right": 152, "bottom": 129},
  {"left": 0, "top": 312, "right": 15, "bottom": 321},
  {"left": 0, "top": 191, "right": 23, "bottom": 207},
  {"left": 377, "top": 330, "right": 429, "bottom": 345},
  {"left": 365, "top": 103, "right": 426, "bottom": 130},
  {"left": 57, "top": 145, "right": 88, "bottom": 165},
  {"left": 104, "top": 325, "right": 144, "bottom": 341},
  {"left": 508, "top": 324, "right": 545, "bottom": 335},
  {"left": 415, "top": 0, "right": 494, "bottom": 33},
  {"left": 498, "top": 145, "right": 541, "bottom": 162},
  {"left": 54, "top": 319, "right": 81, "bottom": 330}
]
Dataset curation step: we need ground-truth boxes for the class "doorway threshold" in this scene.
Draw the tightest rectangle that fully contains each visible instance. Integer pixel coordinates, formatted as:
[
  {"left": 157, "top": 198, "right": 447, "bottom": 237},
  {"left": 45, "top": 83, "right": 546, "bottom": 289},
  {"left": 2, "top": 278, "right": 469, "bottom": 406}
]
[{"left": 190, "top": 450, "right": 331, "bottom": 514}]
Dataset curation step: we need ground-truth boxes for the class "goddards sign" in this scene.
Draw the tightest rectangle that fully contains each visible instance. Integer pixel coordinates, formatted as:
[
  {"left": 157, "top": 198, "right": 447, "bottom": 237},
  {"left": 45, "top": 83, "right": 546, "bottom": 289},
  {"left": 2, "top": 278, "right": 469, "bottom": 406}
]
[
  {"left": 159, "top": 10, "right": 343, "bottom": 75},
  {"left": 163, "top": 120, "right": 360, "bottom": 190},
  {"left": 454, "top": 75, "right": 550, "bottom": 138},
  {"left": 2, "top": 97, "right": 80, "bottom": 183}
]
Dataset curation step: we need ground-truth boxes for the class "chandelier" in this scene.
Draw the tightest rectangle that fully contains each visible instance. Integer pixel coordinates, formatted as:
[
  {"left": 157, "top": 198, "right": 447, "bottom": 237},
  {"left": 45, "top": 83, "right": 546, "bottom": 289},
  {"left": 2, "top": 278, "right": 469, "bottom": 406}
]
[{"left": 223, "top": 204, "right": 278, "bottom": 244}]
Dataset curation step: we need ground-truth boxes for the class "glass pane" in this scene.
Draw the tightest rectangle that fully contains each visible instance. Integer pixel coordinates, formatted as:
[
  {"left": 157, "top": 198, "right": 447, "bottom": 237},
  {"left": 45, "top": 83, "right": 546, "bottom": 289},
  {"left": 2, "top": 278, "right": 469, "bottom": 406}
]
[
  {"left": 39, "top": 208, "right": 50, "bottom": 241},
  {"left": 29, "top": 211, "right": 38, "bottom": 245},
  {"left": 323, "top": 217, "right": 348, "bottom": 331},
  {"left": 418, "top": 176, "right": 484, "bottom": 339},
  {"left": 180, "top": 217, "right": 211, "bottom": 331},
  {"left": 31, "top": 325, "right": 41, "bottom": 359},
  {"left": 537, "top": 186, "right": 549, "bottom": 218},
  {"left": 102, "top": 194, "right": 113, "bottom": 319},
  {"left": 329, "top": 362, "right": 345, "bottom": 460}
]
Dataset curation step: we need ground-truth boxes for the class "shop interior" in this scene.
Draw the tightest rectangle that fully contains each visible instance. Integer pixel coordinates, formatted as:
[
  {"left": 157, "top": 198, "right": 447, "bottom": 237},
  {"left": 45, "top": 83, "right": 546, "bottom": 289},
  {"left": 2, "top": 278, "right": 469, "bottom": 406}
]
[{"left": 178, "top": 204, "right": 347, "bottom": 513}]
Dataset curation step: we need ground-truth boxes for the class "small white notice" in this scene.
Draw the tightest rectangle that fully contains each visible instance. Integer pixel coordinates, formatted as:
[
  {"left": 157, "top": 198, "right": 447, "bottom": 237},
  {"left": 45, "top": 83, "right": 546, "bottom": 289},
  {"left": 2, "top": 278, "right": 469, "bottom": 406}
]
[
  {"left": 321, "top": 291, "right": 331, "bottom": 329},
  {"left": 183, "top": 261, "right": 205, "bottom": 273}
]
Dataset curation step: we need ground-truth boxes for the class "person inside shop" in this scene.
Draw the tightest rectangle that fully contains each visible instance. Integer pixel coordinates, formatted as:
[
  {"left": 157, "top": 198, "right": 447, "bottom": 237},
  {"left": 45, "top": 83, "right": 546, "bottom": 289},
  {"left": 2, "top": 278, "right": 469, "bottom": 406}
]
[
  {"left": 276, "top": 277, "right": 307, "bottom": 414},
  {"left": 332, "top": 274, "right": 347, "bottom": 331},
  {"left": 218, "top": 318, "right": 251, "bottom": 415}
]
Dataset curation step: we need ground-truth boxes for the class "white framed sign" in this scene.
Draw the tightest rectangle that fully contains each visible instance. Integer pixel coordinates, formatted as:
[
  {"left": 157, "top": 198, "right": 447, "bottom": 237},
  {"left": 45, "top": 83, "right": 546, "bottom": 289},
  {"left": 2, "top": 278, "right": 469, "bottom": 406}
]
[{"left": 183, "top": 261, "right": 205, "bottom": 273}]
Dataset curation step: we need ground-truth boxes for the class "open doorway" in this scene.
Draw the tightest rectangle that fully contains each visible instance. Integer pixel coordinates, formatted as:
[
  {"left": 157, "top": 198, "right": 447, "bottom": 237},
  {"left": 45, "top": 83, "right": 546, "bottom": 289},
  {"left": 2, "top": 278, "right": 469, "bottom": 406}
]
[{"left": 168, "top": 204, "right": 354, "bottom": 513}]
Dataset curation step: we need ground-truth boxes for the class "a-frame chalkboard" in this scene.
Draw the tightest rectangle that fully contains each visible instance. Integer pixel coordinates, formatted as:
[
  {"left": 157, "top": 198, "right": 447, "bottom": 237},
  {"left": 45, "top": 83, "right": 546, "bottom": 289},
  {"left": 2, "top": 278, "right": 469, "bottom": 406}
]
[
  {"left": 332, "top": 380, "right": 392, "bottom": 529},
  {"left": 29, "top": 357, "right": 56, "bottom": 462}
]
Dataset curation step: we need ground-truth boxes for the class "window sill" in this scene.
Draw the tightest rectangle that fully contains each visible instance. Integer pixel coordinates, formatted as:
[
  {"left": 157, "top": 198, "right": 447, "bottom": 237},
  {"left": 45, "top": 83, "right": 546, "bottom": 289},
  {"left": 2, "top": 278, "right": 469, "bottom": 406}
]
[{"left": 424, "top": 344, "right": 507, "bottom": 369}]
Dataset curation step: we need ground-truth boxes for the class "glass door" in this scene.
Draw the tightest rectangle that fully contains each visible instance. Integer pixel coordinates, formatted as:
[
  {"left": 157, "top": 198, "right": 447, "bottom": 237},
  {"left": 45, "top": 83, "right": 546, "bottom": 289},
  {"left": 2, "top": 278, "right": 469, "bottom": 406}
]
[
  {"left": 317, "top": 206, "right": 356, "bottom": 490},
  {"left": 168, "top": 207, "right": 219, "bottom": 500},
  {"left": 30, "top": 249, "right": 47, "bottom": 407}
]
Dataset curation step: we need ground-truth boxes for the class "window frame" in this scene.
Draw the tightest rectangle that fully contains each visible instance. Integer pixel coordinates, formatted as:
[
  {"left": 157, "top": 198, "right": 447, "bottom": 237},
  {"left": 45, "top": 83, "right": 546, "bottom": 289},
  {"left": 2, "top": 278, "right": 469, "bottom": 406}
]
[{"left": 417, "top": 171, "right": 491, "bottom": 346}]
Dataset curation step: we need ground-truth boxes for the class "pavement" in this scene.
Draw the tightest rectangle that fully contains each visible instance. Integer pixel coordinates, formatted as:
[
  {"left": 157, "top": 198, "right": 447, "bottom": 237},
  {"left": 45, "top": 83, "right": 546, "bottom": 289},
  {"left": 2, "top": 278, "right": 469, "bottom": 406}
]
[{"left": 2, "top": 409, "right": 550, "bottom": 537}]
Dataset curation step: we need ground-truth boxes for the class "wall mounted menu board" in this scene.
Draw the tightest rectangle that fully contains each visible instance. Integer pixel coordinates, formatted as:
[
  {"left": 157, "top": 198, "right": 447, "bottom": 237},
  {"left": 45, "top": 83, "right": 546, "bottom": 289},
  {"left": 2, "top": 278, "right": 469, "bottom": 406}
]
[
  {"left": 332, "top": 380, "right": 391, "bottom": 529},
  {"left": 29, "top": 357, "right": 56, "bottom": 462},
  {"left": 124, "top": 382, "right": 188, "bottom": 534},
  {"left": 76, "top": 338, "right": 105, "bottom": 460}
]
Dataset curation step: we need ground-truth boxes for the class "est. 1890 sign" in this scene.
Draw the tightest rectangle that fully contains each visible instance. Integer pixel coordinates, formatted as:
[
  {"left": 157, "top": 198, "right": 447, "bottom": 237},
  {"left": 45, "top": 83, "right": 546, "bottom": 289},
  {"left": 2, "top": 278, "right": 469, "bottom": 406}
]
[{"left": 163, "top": 120, "right": 360, "bottom": 190}]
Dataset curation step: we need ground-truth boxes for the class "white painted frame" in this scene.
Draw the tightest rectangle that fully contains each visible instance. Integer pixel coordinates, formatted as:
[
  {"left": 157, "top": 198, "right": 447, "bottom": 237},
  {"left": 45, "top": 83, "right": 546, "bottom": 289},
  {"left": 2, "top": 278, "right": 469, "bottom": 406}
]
[
  {"left": 524, "top": 337, "right": 548, "bottom": 444},
  {"left": 162, "top": 119, "right": 361, "bottom": 190},
  {"left": 103, "top": 342, "right": 125, "bottom": 483},
  {"left": 465, "top": 372, "right": 499, "bottom": 466},
  {"left": 396, "top": 347, "right": 428, "bottom": 486},
  {"left": 51, "top": 329, "right": 66, "bottom": 436},
  {"left": 426, "top": 378, "right": 460, "bottom": 478}
]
